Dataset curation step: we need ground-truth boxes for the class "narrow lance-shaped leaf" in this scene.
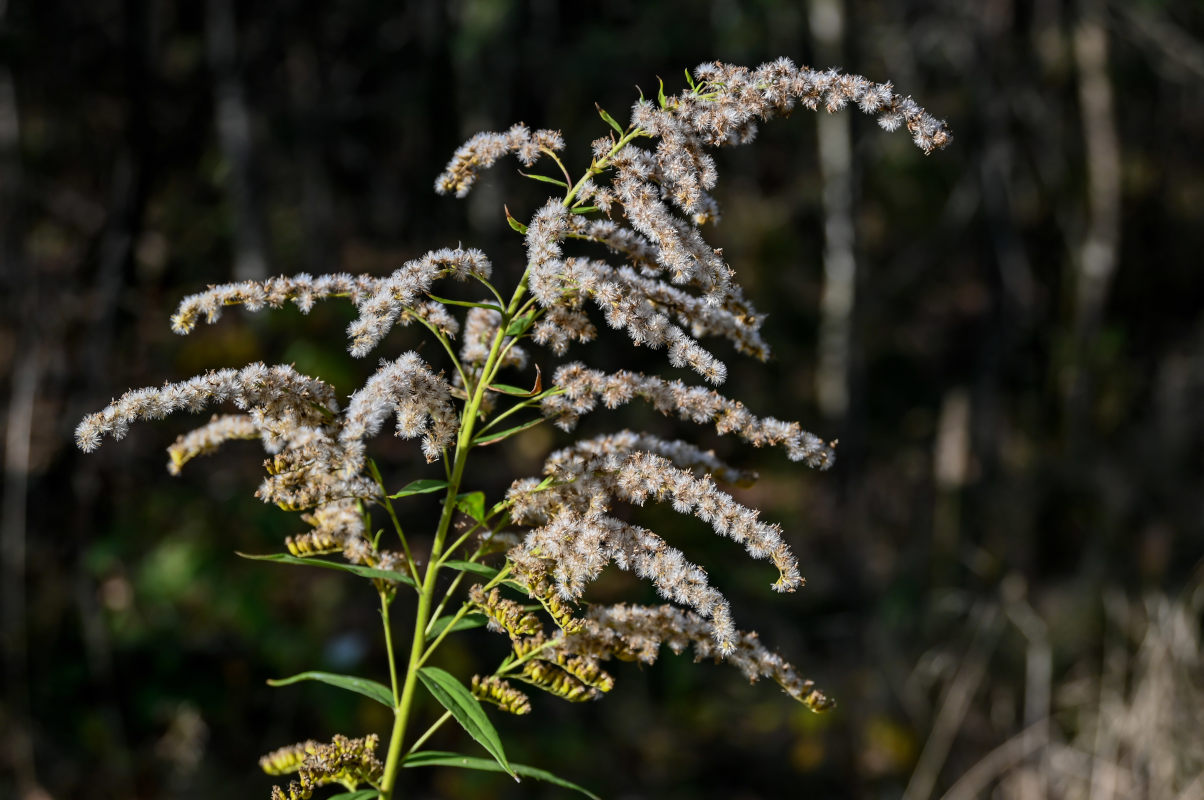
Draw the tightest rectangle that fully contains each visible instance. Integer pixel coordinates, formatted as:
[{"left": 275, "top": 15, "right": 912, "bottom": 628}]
[
  {"left": 416, "top": 667, "right": 515, "bottom": 779},
  {"left": 237, "top": 552, "right": 417, "bottom": 588},
  {"left": 266, "top": 671, "right": 394, "bottom": 709},
  {"left": 487, "top": 365, "right": 542, "bottom": 398},
  {"left": 427, "top": 612, "right": 489, "bottom": 640},
  {"left": 389, "top": 478, "right": 449, "bottom": 498},
  {"left": 404, "top": 751, "right": 600, "bottom": 800},
  {"left": 424, "top": 295, "right": 503, "bottom": 312},
  {"left": 441, "top": 560, "right": 497, "bottom": 578},
  {"left": 518, "top": 170, "right": 568, "bottom": 188},
  {"left": 473, "top": 416, "right": 546, "bottom": 446},
  {"left": 595, "top": 102, "right": 623, "bottom": 134}
]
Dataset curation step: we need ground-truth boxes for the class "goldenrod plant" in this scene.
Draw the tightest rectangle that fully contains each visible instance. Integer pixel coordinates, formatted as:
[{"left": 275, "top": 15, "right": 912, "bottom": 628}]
[{"left": 77, "top": 58, "right": 950, "bottom": 799}]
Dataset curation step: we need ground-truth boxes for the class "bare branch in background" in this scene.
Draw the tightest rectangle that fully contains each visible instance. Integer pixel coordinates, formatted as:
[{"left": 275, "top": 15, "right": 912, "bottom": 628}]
[
  {"left": 1110, "top": 0, "right": 1204, "bottom": 84},
  {"left": 904, "top": 603, "right": 1004, "bottom": 800}
]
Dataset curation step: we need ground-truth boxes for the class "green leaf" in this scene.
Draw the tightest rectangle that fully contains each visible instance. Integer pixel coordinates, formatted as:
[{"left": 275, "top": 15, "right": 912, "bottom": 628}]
[
  {"left": 416, "top": 668, "right": 515, "bottom": 779},
  {"left": 657, "top": 75, "right": 668, "bottom": 109},
  {"left": 389, "top": 478, "right": 449, "bottom": 498},
  {"left": 427, "top": 612, "right": 488, "bottom": 639},
  {"left": 404, "top": 751, "right": 600, "bottom": 799},
  {"left": 236, "top": 552, "right": 416, "bottom": 588},
  {"left": 505, "top": 207, "right": 528, "bottom": 235},
  {"left": 442, "top": 560, "right": 498, "bottom": 578},
  {"left": 518, "top": 171, "right": 568, "bottom": 188},
  {"left": 473, "top": 416, "right": 546, "bottom": 446},
  {"left": 570, "top": 206, "right": 599, "bottom": 215},
  {"left": 266, "top": 671, "right": 394, "bottom": 709},
  {"left": 503, "top": 313, "right": 533, "bottom": 337},
  {"left": 425, "top": 294, "right": 503, "bottom": 311},
  {"left": 595, "top": 103, "right": 623, "bottom": 135},
  {"left": 685, "top": 67, "right": 696, "bottom": 90},
  {"left": 326, "top": 790, "right": 381, "bottom": 800},
  {"left": 454, "top": 491, "right": 486, "bottom": 522},
  {"left": 488, "top": 383, "right": 532, "bottom": 396}
]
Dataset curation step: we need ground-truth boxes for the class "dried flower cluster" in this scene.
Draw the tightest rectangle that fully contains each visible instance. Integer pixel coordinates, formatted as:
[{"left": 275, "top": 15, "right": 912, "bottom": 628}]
[
  {"left": 259, "top": 734, "right": 383, "bottom": 799},
  {"left": 77, "top": 58, "right": 948, "bottom": 797}
]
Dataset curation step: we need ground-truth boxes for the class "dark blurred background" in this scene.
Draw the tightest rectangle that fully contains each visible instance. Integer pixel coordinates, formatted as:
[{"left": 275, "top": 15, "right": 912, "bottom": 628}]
[{"left": 3, "top": 0, "right": 1204, "bottom": 798}]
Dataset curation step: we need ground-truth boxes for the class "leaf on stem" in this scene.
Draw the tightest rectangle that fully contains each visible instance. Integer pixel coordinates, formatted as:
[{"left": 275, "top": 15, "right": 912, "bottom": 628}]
[
  {"left": 454, "top": 491, "right": 486, "bottom": 522},
  {"left": 325, "top": 791, "right": 381, "bottom": 800},
  {"left": 424, "top": 294, "right": 503, "bottom": 311},
  {"left": 518, "top": 170, "right": 568, "bottom": 188},
  {"left": 427, "top": 612, "right": 489, "bottom": 639},
  {"left": 403, "top": 751, "right": 600, "bottom": 799},
  {"left": 416, "top": 667, "right": 515, "bottom": 779},
  {"left": 595, "top": 103, "right": 624, "bottom": 134},
  {"left": 389, "top": 478, "right": 449, "bottom": 498},
  {"left": 472, "top": 416, "right": 546, "bottom": 446},
  {"left": 488, "top": 365, "right": 541, "bottom": 397},
  {"left": 237, "top": 552, "right": 417, "bottom": 588},
  {"left": 441, "top": 560, "right": 497, "bottom": 578},
  {"left": 502, "top": 313, "right": 534, "bottom": 337},
  {"left": 266, "top": 671, "right": 394, "bottom": 709},
  {"left": 504, "top": 205, "right": 528, "bottom": 234}
]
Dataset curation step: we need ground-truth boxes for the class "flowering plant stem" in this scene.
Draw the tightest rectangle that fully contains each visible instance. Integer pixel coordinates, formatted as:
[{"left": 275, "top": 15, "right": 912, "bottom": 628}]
[
  {"left": 75, "top": 58, "right": 950, "bottom": 799},
  {"left": 378, "top": 123, "right": 643, "bottom": 793},
  {"left": 378, "top": 272, "right": 531, "bottom": 797}
]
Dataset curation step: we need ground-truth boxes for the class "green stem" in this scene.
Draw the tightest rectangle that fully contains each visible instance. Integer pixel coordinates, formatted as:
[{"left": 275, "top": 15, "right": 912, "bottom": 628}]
[
  {"left": 377, "top": 122, "right": 634, "bottom": 797},
  {"left": 562, "top": 126, "right": 648, "bottom": 208},
  {"left": 420, "top": 562, "right": 511, "bottom": 667},
  {"left": 405, "top": 710, "right": 453, "bottom": 759},
  {"left": 369, "top": 460, "right": 418, "bottom": 582},
  {"left": 380, "top": 591, "right": 400, "bottom": 705},
  {"left": 410, "top": 313, "right": 472, "bottom": 396},
  {"left": 377, "top": 277, "right": 529, "bottom": 799}
]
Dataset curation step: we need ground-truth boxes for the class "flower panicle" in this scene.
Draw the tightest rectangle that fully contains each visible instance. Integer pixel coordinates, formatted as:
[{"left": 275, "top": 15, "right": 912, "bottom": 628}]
[
  {"left": 435, "top": 123, "right": 565, "bottom": 198},
  {"left": 262, "top": 733, "right": 383, "bottom": 800},
  {"left": 505, "top": 507, "right": 738, "bottom": 652},
  {"left": 471, "top": 675, "right": 532, "bottom": 715},
  {"left": 75, "top": 363, "right": 338, "bottom": 454},
  {"left": 167, "top": 413, "right": 261, "bottom": 475},
  {"left": 564, "top": 603, "right": 834, "bottom": 712},
  {"left": 340, "top": 352, "right": 459, "bottom": 467},
  {"left": 542, "top": 363, "right": 836, "bottom": 470},
  {"left": 469, "top": 584, "right": 542, "bottom": 639},
  {"left": 347, "top": 247, "right": 491, "bottom": 358},
  {"left": 171, "top": 272, "right": 379, "bottom": 334},
  {"left": 460, "top": 304, "right": 529, "bottom": 369},
  {"left": 678, "top": 58, "right": 951, "bottom": 154}
]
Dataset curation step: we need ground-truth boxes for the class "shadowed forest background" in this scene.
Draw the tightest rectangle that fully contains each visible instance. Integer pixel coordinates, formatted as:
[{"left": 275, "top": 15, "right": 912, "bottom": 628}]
[{"left": 3, "top": 0, "right": 1204, "bottom": 798}]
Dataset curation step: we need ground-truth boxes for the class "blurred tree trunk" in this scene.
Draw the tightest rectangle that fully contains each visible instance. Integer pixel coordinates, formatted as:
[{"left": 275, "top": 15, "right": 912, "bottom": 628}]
[
  {"left": 286, "top": 44, "right": 335, "bottom": 275},
  {"left": 0, "top": 2, "right": 43, "bottom": 794},
  {"left": 207, "top": 0, "right": 269, "bottom": 280},
  {"left": 1066, "top": 0, "right": 1121, "bottom": 448},
  {"left": 810, "top": 0, "right": 856, "bottom": 425}
]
